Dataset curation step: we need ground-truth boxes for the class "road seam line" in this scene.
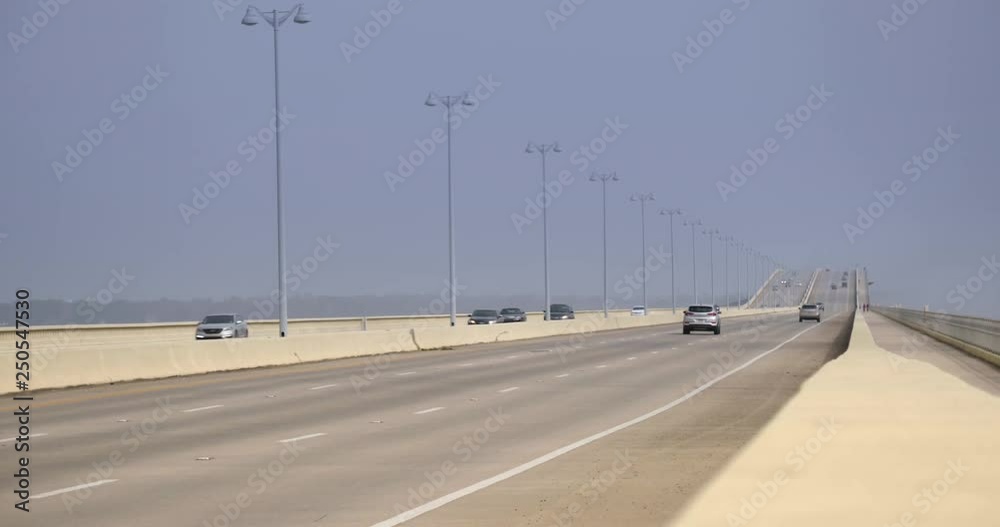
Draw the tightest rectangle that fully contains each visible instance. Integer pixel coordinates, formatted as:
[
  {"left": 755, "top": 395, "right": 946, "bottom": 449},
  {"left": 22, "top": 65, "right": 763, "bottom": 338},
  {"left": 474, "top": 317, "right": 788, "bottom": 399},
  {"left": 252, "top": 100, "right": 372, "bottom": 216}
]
[
  {"left": 277, "top": 433, "right": 327, "bottom": 444},
  {"left": 183, "top": 405, "right": 224, "bottom": 413},
  {"left": 0, "top": 432, "right": 47, "bottom": 443},
  {"left": 414, "top": 407, "right": 445, "bottom": 415},
  {"left": 497, "top": 387, "right": 519, "bottom": 393},
  {"left": 309, "top": 384, "right": 339, "bottom": 390},
  {"left": 35, "top": 480, "right": 118, "bottom": 500}
]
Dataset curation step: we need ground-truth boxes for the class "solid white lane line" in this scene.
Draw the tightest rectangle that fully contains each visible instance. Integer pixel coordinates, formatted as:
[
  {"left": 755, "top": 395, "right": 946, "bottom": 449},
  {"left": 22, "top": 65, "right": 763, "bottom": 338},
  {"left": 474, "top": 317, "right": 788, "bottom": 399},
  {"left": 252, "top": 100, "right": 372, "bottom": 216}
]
[
  {"left": 368, "top": 316, "right": 830, "bottom": 527},
  {"left": 414, "top": 406, "right": 445, "bottom": 415},
  {"left": 277, "top": 433, "right": 327, "bottom": 444},
  {"left": 555, "top": 373, "right": 570, "bottom": 378},
  {"left": 627, "top": 357, "right": 637, "bottom": 361},
  {"left": 309, "top": 383, "right": 339, "bottom": 390},
  {"left": 183, "top": 405, "right": 224, "bottom": 413},
  {"left": 459, "top": 363, "right": 475, "bottom": 367},
  {"left": 497, "top": 387, "right": 519, "bottom": 393},
  {"left": 596, "top": 364, "right": 608, "bottom": 369},
  {"left": 35, "top": 480, "right": 118, "bottom": 500},
  {"left": 0, "top": 432, "right": 47, "bottom": 443},
  {"left": 651, "top": 351, "right": 659, "bottom": 355},
  {"left": 506, "top": 355, "right": 519, "bottom": 359},
  {"left": 396, "top": 371, "right": 417, "bottom": 376}
]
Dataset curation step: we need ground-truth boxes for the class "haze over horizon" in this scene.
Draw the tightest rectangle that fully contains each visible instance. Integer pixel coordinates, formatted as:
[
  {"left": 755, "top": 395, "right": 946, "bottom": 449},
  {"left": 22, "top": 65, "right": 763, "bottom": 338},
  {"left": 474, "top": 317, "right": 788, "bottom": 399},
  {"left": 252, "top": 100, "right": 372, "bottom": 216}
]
[{"left": 3, "top": 1, "right": 998, "bottom": 320}]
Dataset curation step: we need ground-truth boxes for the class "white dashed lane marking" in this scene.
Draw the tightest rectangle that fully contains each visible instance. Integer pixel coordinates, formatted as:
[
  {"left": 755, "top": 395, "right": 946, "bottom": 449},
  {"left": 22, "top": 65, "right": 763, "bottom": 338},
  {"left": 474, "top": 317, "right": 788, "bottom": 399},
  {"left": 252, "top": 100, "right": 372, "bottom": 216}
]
[{"left": 183, "top": 405, "right": 224, "bottom": 413}]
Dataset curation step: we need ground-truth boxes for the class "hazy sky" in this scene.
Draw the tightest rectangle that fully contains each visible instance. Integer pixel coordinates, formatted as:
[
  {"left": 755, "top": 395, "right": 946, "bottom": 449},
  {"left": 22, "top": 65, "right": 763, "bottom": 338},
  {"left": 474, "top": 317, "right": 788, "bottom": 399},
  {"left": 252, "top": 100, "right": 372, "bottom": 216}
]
[{"left": 2, "top": 1, "right": 998, "bottom": 317}]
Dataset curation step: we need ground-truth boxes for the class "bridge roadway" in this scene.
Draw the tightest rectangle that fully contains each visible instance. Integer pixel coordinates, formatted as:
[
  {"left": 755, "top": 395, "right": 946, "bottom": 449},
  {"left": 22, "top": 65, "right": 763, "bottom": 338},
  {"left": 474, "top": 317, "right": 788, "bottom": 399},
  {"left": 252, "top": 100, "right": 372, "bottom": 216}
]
[{"left": 1, "top": 273, "right": 854, "bottom": 526}]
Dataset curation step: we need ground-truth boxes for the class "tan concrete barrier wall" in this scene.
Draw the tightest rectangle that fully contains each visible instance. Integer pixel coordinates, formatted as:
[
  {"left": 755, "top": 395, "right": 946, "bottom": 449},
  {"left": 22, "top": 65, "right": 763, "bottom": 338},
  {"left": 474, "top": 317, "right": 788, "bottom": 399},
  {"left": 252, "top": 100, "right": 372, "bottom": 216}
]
[
  {"left": 671, "top": 313, "right": 1000, "bottom": 526},
  {"left": 0, "top": 309, "right": 642, "bottom": 351},
  {"left": 0, "top": 308, "right": 793, "bottom": 394}
]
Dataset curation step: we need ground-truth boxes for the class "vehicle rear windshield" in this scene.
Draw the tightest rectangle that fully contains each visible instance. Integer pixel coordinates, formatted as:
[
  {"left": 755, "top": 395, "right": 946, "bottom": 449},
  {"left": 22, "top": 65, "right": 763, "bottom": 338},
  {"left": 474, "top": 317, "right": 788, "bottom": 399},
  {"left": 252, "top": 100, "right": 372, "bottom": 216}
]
[
  {"left": 688, "top": 306, "right": 713, "bottom": 313},
  {"left": 201, "top": 315, "right": 234, "bottom": 324},
  {"left": 472, "top": 310, "right": 498, "bottom": 317},
  {"left": 550, "top": 305, "right": 571, "bottom": 312},
  {"left": 802, "top": 305, "right": 817, "bottom": 309},
  {"left": 500, "top": 308, "right": 520, "bottom": 314}
]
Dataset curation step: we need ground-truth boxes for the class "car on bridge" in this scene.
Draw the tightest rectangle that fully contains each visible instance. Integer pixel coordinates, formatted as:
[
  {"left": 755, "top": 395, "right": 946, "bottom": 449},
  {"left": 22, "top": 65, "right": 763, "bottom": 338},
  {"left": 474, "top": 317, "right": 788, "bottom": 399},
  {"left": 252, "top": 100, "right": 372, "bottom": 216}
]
[
  {"left": 195, "top": 314, "right": 248, "bottom": 339},
  {"left": 499, "top": 307, "right": 527, "bottom": 323},
  {"left": 468, "top": 309, "right": 502, "bottom": 325},
  {"left": 683, "top": 304, "right": 721, "bottom": 335},
  {"left": 799, "top": 304, "right": 821, "bottom": 323},
  {"left": 631, "top": 306, "right": 647, "bottom": 316},
  {"left": 547, "top": 304, "right": 575, "bottom": 320}
]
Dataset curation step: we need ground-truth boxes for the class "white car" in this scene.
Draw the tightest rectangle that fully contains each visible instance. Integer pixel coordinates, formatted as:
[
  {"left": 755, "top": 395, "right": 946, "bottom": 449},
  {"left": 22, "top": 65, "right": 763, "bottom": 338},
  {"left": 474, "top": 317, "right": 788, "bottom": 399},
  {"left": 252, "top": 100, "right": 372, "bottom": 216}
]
[
  {"left": 683, "top": 304, "right": 721, "bottom": 335},
  {"left": 631, "top": 306, "right": 647, "bottom": 316}
]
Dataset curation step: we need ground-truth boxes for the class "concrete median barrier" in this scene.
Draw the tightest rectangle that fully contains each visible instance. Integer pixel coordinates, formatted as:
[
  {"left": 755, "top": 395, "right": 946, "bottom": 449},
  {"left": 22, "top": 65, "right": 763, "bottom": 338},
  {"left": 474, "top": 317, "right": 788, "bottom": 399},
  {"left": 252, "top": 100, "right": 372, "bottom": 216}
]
[
  {"left": 670, "top": 312, "right": 1000, "bottom": 526},
  {"left": 0, "top": 307, "right": 794, "bottom": 394}
]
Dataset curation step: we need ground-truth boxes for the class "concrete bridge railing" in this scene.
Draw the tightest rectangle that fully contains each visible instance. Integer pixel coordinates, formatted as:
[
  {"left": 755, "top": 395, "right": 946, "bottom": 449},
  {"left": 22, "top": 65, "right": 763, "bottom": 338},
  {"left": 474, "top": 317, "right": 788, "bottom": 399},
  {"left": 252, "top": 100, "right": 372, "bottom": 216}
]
[{"left": 872, "top": 306, "right": 1000, "bottom": 367}]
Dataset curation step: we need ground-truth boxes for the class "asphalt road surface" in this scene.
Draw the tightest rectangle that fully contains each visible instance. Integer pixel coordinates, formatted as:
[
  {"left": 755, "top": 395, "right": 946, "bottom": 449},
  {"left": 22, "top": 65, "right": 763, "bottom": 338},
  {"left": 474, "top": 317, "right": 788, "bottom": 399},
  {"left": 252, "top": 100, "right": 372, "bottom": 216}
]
[{"left": 0, "top": 283, "right": 854, "bottom": 526}]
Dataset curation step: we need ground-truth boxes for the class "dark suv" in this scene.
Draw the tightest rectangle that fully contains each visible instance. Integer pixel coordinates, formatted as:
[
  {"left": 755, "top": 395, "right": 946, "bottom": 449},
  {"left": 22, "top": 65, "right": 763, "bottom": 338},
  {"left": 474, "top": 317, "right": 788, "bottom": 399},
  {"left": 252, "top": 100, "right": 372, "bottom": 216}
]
[
  {"left": 499, "top": 307, "right": 527, "bottom": 323},
  {"left": 547, "top": 304, "right": 575, "bottom": 320}
]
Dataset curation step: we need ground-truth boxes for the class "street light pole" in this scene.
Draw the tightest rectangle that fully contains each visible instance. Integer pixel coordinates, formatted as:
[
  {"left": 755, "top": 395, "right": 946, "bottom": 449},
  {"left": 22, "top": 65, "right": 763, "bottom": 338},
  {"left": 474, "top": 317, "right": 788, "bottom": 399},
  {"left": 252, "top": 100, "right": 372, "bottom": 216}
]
[
  {"left": 734, "top": 239, "right": 741, "bottom": 309},
  {"left": 723, "top": 234, "right": 730, "bottom": 308},
  {"left": 745, "top": 246, "right": 752, "bottom": 306},
  {"left": 241, "top": 3, "right": 310, "bottom": 338},
  {"left": 703, "top": 227, "right": 719, "bottom": 306},
  {"left": 426, "top": 92, "right": 475, "bottom": 327},
  {"left": 630, "top": 193, "right": 655, "bottom": 311},
  {"left": 590, "top": 171, "right": 619, "bottom": 318},
  {"left": 683, "top": 219, "right": 703, "bottom": 303},
  {"left": 660, "top": 209, "right": 683, "bottom": 314},
  {"left": 527, "top": 142, "right": 563, "bottom": 321}
]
